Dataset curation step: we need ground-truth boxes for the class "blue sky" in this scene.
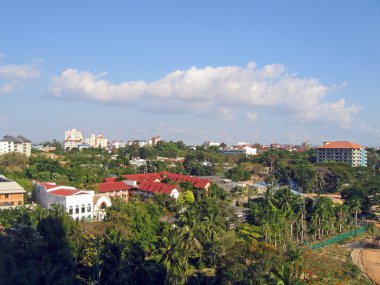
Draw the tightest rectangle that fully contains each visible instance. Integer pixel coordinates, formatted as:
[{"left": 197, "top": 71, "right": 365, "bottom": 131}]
[{"left": 0, "top": 1, "right": 379, "bottom": 146}]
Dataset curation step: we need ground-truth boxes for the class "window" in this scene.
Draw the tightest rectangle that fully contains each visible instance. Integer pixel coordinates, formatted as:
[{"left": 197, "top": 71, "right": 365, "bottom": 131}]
[
  {"left": 5, "top": 194, "right": 9, "bottom": 198},
  {"left": 75, "top": 205, "right": 79, "bottom": 214},
  {"left": 100, "top": 202, "right": 107, "bottom": 209},
  {"left": 87, "top": 215, "right": 92, "bottom": 220},
  {"left": 81, "top": 204, "right": 85, "bottom": 213},
  {"left": 69, "top": 206, "right": 73, "bottom": 215},
  {"left": 87, "top": 204, "right": 91, "bottom": 212}
]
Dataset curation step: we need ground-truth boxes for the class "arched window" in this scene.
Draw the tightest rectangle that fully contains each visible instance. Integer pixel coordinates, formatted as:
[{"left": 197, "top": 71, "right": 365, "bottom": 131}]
[
  {"left": 69, "top": 206, "right": 73, "bottom": 215},
  {"left": 81, "top": 204, "right": 85, "bottom": 213},
  {"left": 75, "top": 205, "right": 79, "bottom": 214},
  {"left": 87, "top": 204, "right": 91, "bottom": 212},
  {"left": 100, "top": 202, "right": 107, "bottom": 209}
]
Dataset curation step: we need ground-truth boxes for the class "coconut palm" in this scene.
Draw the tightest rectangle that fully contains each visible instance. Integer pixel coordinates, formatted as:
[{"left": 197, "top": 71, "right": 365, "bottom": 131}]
[
  {"left": 349, "top": 198, "right": 362, "bottom": 228},
  {"left": 99, "top": 229, "right": 128, "bottom": 285},
  {"left": 334, "top": 204, "right": 349, "bottom": 233},
  {"left": 154, "top": 228, "right": 188, "bottom": 285}
]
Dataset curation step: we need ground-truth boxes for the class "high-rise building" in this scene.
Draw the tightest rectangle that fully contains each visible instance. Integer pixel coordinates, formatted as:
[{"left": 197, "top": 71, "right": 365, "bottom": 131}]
[
  {"left": 316, "top": 141, "right": 367, "bottom": 167},
  {"left": 148, "top": 136, "right": 161, "bottom": 146},
  {"left": 84, "top": 134, "right": 108, "bottom": 148},
  {"left": 64, "top": 129, "right": 84, "bottom": 150}
]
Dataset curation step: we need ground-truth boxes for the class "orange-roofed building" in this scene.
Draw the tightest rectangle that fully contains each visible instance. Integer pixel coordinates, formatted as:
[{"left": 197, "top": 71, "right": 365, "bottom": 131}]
[
  {"left": 97, "top": 182, "right": 130, "bottom": 202},
  {"left": 316, "top": 141, "right": 367, "bottom": 167}
]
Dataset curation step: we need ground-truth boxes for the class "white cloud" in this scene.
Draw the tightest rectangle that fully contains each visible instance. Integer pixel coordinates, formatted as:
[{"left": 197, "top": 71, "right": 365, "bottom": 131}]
[
  {"left": 48, "top": 62, "right": 360, "bottom": 125},
  {"left": 0, "top": 64, "right": 40, "bottom": 95},
  {"left": 246, "top": 112, "right": 258, "bottom": 122}
]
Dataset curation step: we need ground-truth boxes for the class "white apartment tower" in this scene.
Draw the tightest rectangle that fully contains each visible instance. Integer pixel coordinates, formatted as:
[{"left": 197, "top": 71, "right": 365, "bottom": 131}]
[
  {"left": 0, "top": 135, "right": 32, "bottom": 157},
  {"left": 64, "top": 129, "right": 84, "bottom": 150},
  {"left": 85, "top": 134, "right": 108, "bottom": 149}
]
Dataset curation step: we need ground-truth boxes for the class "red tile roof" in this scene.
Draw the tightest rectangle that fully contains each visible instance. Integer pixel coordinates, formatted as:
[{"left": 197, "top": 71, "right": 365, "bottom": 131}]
[
  {"left": 36, "top": 182, "right": 91, "bottom": 196},
  {"left": 317, "top": 141, "right": 364, "bottom": 149},
  {"left": 160, "top": 172, "right": 210, "bottom": 189},
  {"left": 98, "top": 182, "right": 130, "bottom": 193},
  {"left": 104, "top": 177, "right": 118, "bottom": 183},
  {"left": 137, "top": 181, "right": 177, "bottom": 195},
  {"left": 49, "top": 189, "right": 82, "bottom": 196},
  {"left": 40, "top": 182, "right": 58, "bottom": 190},
  {"left": 123, "top": 173, "right": 162, "bottom": 183}
]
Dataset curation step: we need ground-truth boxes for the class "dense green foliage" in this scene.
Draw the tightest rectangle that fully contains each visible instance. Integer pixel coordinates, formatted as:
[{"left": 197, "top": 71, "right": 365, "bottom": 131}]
[{"left": 1, "top": 146, "right": 379, "bottom": 284}]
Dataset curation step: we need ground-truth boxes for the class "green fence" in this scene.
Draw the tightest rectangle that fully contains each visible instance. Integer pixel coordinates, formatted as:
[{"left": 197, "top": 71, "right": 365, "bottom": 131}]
[{"left": 306, "top": 226, "right": 368, "bottom": 250}]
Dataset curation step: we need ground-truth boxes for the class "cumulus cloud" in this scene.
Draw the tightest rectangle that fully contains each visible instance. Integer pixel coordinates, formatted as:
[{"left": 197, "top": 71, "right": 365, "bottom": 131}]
[
  {"left": 0, "top": 64, "right": 40, "bottom": 94},
  {"left": 48, "top": 62, "right": 360, "bottom": 125}
]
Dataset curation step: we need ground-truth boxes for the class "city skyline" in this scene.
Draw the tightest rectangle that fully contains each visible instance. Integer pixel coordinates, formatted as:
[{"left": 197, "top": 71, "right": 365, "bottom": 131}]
[{"left": 1, "top": 1, "right": 379, "bottom": 146}]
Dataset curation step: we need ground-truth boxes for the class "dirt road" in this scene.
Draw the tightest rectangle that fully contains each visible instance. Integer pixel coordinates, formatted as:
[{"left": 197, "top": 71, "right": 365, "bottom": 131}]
[
  {"left": 351, "top": 245, "right": 380, "bottom": 285},
  {"left": 361, "top": 249, "right": 380, "bottom": 285}
]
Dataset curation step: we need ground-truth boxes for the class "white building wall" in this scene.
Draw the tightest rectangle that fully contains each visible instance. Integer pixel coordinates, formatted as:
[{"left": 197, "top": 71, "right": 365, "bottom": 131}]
[
  {"left": 66, "top": 194, "right": 94, "bottom": 220},
  {"left": 220, "top": 147, "right": 257, "bottom": 156},
  {"left": 33, "top": 182, "right": 94, "bottom": 220},
  {"left": 93, "top": 195, "right": 112, "bottom": 221},
  {"left": 0, "top": 142, "right": 9, "bottom": 155}
]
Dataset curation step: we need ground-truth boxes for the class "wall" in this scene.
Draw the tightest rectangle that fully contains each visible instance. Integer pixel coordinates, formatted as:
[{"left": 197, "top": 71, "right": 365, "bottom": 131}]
[{"left": 0, "top": 193, "right": 24, "bottom": 206}]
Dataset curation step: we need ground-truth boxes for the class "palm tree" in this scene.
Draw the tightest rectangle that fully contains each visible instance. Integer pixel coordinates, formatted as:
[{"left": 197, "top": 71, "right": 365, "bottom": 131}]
[
  {"left": 312, "top": 196, "right": 334, "bottom": 239},
  {"left": 334, "top": 204, "right": 349, "bottom": 233},
  {"left": 99, "top": 229, "right": 128, "bottom": 285},
  {"left": 49, "top": 203, "right": 66, "bottom": 218},
  {"left": 154, "top": 228, "right": 188, "bottom": 285},
  {"left": 349, "top": 198, "right": 362, "bottom": 228},
  {"left": 30, "top": 205, "right": 48, "bottom": 227}
]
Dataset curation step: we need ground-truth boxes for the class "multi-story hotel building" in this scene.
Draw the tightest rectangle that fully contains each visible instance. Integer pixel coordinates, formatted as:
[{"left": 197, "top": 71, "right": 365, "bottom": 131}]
[
  {"left": 316, "top": 141, "right": 367, "bottom": 167},
  {"left": 0, "top": 135, "right": 32, "bottom": 157}
]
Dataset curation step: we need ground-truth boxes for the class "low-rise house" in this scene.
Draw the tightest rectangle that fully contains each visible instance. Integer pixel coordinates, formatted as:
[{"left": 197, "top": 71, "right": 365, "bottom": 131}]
[
  {"left": 0, "top": 175, "right": 27, "bottom": 207},
  {"left": 253, "top": 182, "right": 269, "bottom": 194},
  {"left": 220, "top": 146, "right": 257, "bottom": 156},
  {"left": 229, "top": 206, "right": 252, "bottom": 229},
  {"left": 203, "top": 140, "right": 221, "bottom": 147},
  {"left": 129, "top": 158, "right": 147, "bottom": 168}
]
